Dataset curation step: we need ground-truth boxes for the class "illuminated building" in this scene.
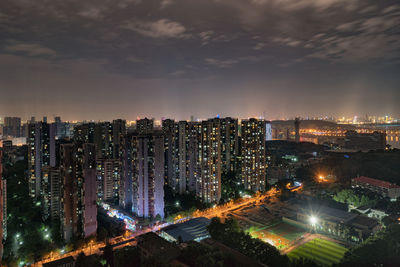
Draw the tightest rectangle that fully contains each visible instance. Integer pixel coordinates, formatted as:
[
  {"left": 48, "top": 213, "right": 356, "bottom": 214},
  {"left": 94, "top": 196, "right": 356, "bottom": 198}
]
[
  {"left": 74, "top": 122, "right": 95, "bottom": 143},
  {"left": 112, "top": 119, "right": 126, "bottom": 159},
  {"left": 97, "top": 158, "right": 120, "bottom": 202},
  {"left": 241, "top": 118, "right": 266, "bottom": 192},
  {"left": 94, "top": 122, "right": 114, "bottom": 159},
  {"left": 119, "top": 133, "right": 138, "bottom": 210},
  {"left": 161, "top": 120, "right": 200, "bottom": 194},
  {"left": 198, "top": 119, "right": 222, "bottom": 203},
  {"left": 136, "top": 131, "right": 165, "bottom": 218},
  {"left": 177, "top": 121, "right": 189, "bottom": 194},
  {"left": 28, "top": 119, "right": 56, "bottom": 198},
  {"left": 220, "top": 117, "right": 239, "bottom": 174},
  {"left": 0, "top": 149, "right": 4, "bottom": 260},
  {"left": 75, "top": 121, "right": 122, "bottom": 159},
  {"left": 60, "top": 143, "right": 97, "bottom": 242},
  {"left": 137, "top": 118, "right": 154, "bottom": 135},
  {"left": 187, "top": 121, "right": 201, "bottom": 193},
  {"left": 162, "top": 119, "right": 178, "bottom": 190},
  {"left": 49, "top": 168, "right": 62, "bottom": 221},
  {"left": 41, "top": 166, "right": 62, "bottom": 220}
]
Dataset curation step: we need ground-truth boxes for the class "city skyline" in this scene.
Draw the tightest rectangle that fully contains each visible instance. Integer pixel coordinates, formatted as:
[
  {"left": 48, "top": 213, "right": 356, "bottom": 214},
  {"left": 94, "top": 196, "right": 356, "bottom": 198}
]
[{"left": 1, "top": 0, "right": 400, "bottom": 121}]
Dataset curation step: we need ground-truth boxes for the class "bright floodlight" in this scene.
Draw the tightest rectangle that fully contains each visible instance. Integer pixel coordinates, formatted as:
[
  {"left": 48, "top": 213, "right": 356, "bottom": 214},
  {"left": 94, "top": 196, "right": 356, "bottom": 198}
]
[{"left": 310, "top": 216, "right": 318, "bottom": 225}]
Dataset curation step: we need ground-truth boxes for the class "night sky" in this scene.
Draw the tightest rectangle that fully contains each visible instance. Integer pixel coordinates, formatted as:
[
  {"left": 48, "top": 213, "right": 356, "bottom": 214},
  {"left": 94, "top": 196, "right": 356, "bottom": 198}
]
[{"left": 0, "top": 0, "right": 399, "bottom": 121}]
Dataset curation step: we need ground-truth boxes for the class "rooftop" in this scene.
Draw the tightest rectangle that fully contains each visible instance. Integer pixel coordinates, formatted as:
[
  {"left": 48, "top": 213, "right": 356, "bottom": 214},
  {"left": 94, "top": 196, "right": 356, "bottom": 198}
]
[
  {"left": 161, "top": 217, "right": 210, "bottom": 242},
  {"left": 351, "top": 215, "right": 379, "bottom": 230},
  {"left": 353, "top": 176, "right": 400, "bottom": 189},
  {"left": 296, "top": 200, "right": 357, "bottom": 224}
]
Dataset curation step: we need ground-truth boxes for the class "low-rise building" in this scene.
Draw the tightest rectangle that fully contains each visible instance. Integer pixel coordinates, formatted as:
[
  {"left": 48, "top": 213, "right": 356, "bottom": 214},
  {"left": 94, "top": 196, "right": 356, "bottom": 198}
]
[
  {"left": 160, "top": 217, "right": 211, "bottom": 243},
  {"left": 352, "top": 176, "right": 400, "bottom": 200},
  {"left": 283, "top": 199, "right": 380, "bottom": 242}
]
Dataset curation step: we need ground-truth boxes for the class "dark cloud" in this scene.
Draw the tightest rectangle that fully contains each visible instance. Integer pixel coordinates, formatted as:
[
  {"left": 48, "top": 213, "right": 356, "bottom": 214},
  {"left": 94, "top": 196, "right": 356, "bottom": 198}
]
[{"left": 0, "top": 0, "right": 399, "bottom": 120}]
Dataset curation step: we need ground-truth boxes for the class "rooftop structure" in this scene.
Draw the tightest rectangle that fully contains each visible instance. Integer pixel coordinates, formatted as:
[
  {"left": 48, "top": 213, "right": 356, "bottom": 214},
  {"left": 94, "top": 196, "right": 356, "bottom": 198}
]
[
  {"left": 352, "top": 176, "right": 400, "bottom": 199},
  {"left": 160, "top": 217, "right": 211, "bottom": 243}
]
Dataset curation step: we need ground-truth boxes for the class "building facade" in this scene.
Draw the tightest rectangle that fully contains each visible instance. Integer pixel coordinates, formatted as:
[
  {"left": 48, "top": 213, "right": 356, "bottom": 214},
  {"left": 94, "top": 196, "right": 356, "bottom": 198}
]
[
  {"left": 241, "top": 118, "right": 266, "bottom": 192},
  {"left": 198, "top": 119, "right": 222, "bottom": 203},
  {"left": 60, "top": 143, "right": 97, "bottom": 242},
  {"left": 352, "top": 176, "right": 400, "bottom": 199},
  {"left": 119, "top": 133, "right": 138, "bottom": 210},
  {"left": 28, "top": 120, "right": 56, "bottom": 198},
  {"left": 97, "top": 158, "right": 120, "bottom": 202},
  {"left": 136, "top": 132, "right": 165, "bottom": 218},
  {"left": 0, "top": 149, "right": 4, "bottom": 260},
  {"left": 220, "top": 117, "right": 239, "bottom": 174},
  {"left": 137, "top": 118, "right": 154, "bottom": 135}
]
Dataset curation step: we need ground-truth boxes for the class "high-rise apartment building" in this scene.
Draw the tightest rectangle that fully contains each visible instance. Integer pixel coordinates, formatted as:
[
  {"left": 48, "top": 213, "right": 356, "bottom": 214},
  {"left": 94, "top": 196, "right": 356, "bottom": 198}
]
[
  {"left": 136, "top": 132, "right": 164, "bottom": 218},
  {"left": 49, "top": 168, "right": 62, "bottom": 221},
  {"left": 97, "top": 158, "right": 120, "bottom": 202},
  {"left": 75, "top": 121, "right": 125, "bottom": 159},
  {"left": 60, "top": 143, "right": 97, "bottom": 242},
  {"left": 28, "top": 119, "right": 56, "bottom": 198},
  {"left": 119, "top": 133, "right": 138, "bottom": 210},
  {"left": 74, "top": 122, "right": 95, "bottom": 144},
  {"left": 220, "top": 117, "right": 239, "bottom": 174},
  {"left": 0, "top": 149, "right": 4, "bottom": 260},
  {"left": 187, "top": 121, "right": 201, "bottom": 193},
  {"left": 241, "top": 118, "right": 266, "bottom": 192},
  {"left": 198, "top": 119, "right": 222, "bottom": 203},
  {"left": 177, "top": 121, "right": 189, "bottom": 194},
  {"left": 41, "top": 166, "right": 62, "bottom": 220},
  {"left": 94, "top": 122, "right": 113, "bottom": 159},
  {"left": 162, "top": 119, "right": 178, "bottom": 190},
  {"left": 136, "top": 118, "right": 154, "bottom": 135},
  {"left": 112, "top": 119, "right": 126, "bottom": 159},
  {"left": 161, "top": 119, "right": 200, "bottom": 194}
]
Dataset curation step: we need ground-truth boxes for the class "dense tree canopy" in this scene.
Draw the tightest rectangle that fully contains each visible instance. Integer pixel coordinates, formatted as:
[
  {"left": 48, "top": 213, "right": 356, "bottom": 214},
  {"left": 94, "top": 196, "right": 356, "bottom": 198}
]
[
  {"left": 207, "top": 217, "right": 290, "bottom": 266},
  {"left": 341, "top": 224, "right": 400, "bottom": 266}
]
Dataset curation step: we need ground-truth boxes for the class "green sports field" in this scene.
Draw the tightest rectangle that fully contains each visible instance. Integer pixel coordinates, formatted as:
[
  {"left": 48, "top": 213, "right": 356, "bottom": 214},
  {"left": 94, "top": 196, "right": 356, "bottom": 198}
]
[
  {"left": 249, "top": 221, "right": 306, "bottom": 250},
  {"left": 287, "top": 238, "right": 348, "bottom": 266}
]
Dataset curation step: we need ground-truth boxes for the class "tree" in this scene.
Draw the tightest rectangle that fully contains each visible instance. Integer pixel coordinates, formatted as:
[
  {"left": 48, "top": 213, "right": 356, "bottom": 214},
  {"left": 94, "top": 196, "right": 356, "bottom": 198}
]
[
  {"left": 207, "top": 217, "right": 289, "bottom": 266},
  {"left": 341, "top": 224, "right": 400, "bottom": 266}
]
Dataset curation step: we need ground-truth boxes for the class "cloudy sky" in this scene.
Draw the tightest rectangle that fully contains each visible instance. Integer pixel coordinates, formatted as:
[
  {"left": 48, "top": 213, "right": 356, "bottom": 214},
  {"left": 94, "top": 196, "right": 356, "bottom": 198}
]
[{"left": 0, "top": 0, "right": 399, "bottom": 121}]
